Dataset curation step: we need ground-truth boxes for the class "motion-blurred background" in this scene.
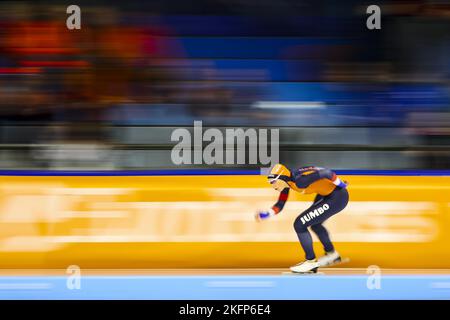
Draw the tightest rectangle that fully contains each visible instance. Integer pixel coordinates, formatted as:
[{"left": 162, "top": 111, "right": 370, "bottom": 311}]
[
  {"left": 0, "top": 0, "right": 449, "bottom": 269},
  {"left": 0, "top": 0, "right": 449, "bottom": 170}
]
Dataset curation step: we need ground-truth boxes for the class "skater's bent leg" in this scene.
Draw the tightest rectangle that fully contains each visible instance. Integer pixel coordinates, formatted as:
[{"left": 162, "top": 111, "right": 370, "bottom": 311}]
[
  {"left": 293, "top": 188, "right": 349, "bottom": 261},
  {"left": 293, "top": 216, "right": 315, "bottom": 260},
  {"left": 310, "top": 223, "right": 334, "bottom": 253}
]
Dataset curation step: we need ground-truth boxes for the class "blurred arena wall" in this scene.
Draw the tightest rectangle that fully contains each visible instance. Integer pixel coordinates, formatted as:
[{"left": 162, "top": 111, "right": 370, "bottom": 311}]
[{"left": 0, "top": 171, "right": 448, "bottom": 269}]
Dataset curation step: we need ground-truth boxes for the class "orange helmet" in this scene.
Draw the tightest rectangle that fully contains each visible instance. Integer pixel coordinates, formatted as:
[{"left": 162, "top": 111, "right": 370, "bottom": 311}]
[{"left": 267, "top": 164, "right": 291, "bottom": 183}]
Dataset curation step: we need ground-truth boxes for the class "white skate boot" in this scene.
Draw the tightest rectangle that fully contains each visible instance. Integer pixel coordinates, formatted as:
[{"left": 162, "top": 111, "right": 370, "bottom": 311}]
[
  {"left": 290, "top": 259, "right": 319, "bottom": 273},
  {"left": 317, "top": 251, "right": 341, "bottom": 267}
]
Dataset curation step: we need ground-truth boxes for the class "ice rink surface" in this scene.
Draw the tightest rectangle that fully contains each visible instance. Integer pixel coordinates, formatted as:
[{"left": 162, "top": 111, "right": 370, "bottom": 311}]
[{"left": 1, "top": 268, "right": 450, "bottom": 300}]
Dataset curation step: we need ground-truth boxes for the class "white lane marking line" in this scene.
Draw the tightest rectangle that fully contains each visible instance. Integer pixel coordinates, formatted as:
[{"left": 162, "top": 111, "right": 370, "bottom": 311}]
[
  {"left": 0, "top": 283, "right": 53, "bottom": 290},
  {"left": 205, "top": 281, "right": 275, "bottom": 288},
  {"left": 430, "top": 282, "right": 450, "bottom": 289}
]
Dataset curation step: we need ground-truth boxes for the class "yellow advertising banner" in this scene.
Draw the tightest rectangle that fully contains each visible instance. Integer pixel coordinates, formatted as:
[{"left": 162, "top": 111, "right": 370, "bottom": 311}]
[{"left": 0, "top": 174, "right": 449, "bottom": 268}]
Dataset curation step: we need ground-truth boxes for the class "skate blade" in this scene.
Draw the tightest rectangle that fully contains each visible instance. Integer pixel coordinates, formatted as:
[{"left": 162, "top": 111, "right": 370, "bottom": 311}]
[
  {"left": 283, "top": 267, "right": 322, "bottom": 275},
  {"left": 282, "top": 271, "right": 324, "bottom": 275},
  {"left": 321, "top": 257, "right": 350, "bottom": 268}
]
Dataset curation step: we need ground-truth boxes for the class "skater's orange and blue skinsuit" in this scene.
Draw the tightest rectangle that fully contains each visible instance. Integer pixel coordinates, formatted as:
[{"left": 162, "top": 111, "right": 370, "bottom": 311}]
[{"left": 272, "top": 166, "right": 349, "bottom": 260}]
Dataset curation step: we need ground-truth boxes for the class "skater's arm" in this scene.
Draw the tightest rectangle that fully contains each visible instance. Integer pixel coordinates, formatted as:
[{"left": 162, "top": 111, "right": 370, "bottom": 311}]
[
  {"left": 256, "top": 188, "right": 290, "bottom": 220},
  {"left": 271, "top": 187, "right": 290, "bottom": 214}
]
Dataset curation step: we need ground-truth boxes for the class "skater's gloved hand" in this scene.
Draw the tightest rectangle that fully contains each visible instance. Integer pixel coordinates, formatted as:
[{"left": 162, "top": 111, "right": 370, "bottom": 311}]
[
  {"left": 255, "top": 209, "right": 275, "bottom": 221},
  {"left": 333, "top": 177, "right": 348, "bottom": 189}
]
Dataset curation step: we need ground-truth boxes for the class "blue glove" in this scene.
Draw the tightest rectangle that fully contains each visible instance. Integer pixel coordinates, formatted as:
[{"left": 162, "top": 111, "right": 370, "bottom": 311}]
[
  {"left": 255, "top": 209, "right": 275, "bottom": 221},
  {"left": 337, "top": 180, "right": 347, "bottom": 188},
  {"left": 333, "top": 177, "right": 348, "bottom": 189}
]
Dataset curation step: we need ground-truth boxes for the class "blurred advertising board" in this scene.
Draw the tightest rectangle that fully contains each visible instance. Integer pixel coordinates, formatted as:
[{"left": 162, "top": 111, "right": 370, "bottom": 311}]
[{"left": 0, "top": 173, "right": 448, "bottom": 268}]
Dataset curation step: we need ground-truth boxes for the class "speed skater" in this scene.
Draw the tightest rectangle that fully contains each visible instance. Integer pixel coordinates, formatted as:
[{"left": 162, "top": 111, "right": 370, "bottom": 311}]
[{"left": 256, "top": 164, "right": 349, "bottom": 273}]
